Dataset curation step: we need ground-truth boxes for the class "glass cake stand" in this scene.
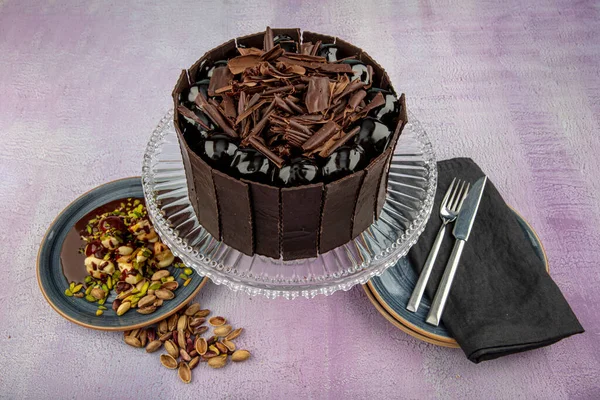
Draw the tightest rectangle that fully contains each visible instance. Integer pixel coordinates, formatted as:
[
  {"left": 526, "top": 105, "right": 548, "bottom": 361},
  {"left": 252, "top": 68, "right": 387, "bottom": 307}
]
[{"left": 142, "top": 110, "right": 437, "bottom": 299}]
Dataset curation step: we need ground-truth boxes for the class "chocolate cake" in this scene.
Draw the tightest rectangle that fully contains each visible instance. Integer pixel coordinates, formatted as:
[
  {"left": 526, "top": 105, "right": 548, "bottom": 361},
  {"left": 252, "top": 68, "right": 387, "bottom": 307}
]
[{"left": 172, "top": 28, "right": 408, "bottom": 260}]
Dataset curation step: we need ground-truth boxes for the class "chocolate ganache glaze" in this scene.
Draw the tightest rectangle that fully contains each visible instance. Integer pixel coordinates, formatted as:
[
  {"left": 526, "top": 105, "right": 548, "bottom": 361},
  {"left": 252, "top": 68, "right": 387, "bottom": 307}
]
[{"left": 173, "top": 28, "right": 407, "bottom": 260}]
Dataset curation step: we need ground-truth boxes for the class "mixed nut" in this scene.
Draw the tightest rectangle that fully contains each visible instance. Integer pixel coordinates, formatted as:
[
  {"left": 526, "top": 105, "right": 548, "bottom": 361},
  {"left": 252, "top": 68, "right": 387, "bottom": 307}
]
[
  {"left": 64, "top": 199, "right": 193, "bottom": 316},
  {"left": 123, "top": 302, "right": 250, "bottom": 383}
]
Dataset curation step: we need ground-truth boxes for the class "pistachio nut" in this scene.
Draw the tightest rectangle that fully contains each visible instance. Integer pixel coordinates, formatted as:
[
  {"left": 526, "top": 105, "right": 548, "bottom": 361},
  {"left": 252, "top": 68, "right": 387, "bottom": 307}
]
[
  {"left": 231, "top": 350, "right": 251, "bottom": 362},
  {"left": 116, "top": 301, "right": 131, "bottom": 316},
  {"left": 193, "top": 326, "right": 208, "bottom": 336},
  {"left": 137, "top": 295, "right": 156, "bottom": 309},
  {"left": 164, "top": 340, "right": 179, "bottom": 358},
  {"left": 195, "top": 309, "right": 211, "bottom": 318},
  {"left": 124, "top": 335, "right": 142, "bottom": 348},
  {"left": 215, "top": 342, "right": 228, "bottom": 354},
  {"left": 207, "top": 354, "right": 227, "bottom": 369},
  {"left": 177, "top": 315, "right": 188, "bottom": 332},
  {"left": 154, "top": 299, "right": 164, "bottom": 307},
  {"left": 158, "top": 331, "right": 173, "bottom": 342},
  {"left": 139, "top": 329, "right": 148, "bottom": 347},
  {"left": 178, "top": 361, "right": 192, "bottom": 384},
  {"left": 189, "top": 356, "right": 200, "bottom": 370},
  {"left": 177, "top": 330, "right": 186, "bottom": 349},
  {"left": 161, "top": 281, "right": 179, "bottom": 291},
  {"left": 183, "top": 278, "right": 192, "bottom": 287},
  {"left": 155, "top": 289, "right": 175, "bottom": 300},
  {"left": 160, "top": 354, "right": 178, "bottom": 370},
  {"left": 136, "top": 305, "right": 157, "bottom": 315},
  {"left": 151, "top": 270, "right": 170, "bottom": 281},
  {"left": 146, "top": 340, "right": 162, "bottom": 353},
  {"left": 184, "top": 303, "right": 201, "bottom": 316},
  {"left": 158, "top": 319, "right": 168, "bottom": 334},
  {"left": 167, "top": 314, "right": 178, "bottom": 331},
  {"left": 213, "top": 325, "right": 232, "bottom": 337},
  {"left": 90, "top": 287, "right": 105, "bottom": 300},
  {"left": 180, "top": 348, "right": 192, "bottom": 362},
  {"left": 189, "top": 317, "right": 206, "bottom": 328},
  {"left": 208, "top": 344, "right": 220, "bottom": 356},
  {"left": 201, "top": 350, "right": 218, "bottom": 360}
]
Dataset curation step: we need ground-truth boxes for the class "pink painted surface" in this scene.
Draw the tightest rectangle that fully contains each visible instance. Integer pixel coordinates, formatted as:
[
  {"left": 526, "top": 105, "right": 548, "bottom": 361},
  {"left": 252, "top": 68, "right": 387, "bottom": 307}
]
[{"left": 1, "top": 0, "right": 599, "bottom": 398}]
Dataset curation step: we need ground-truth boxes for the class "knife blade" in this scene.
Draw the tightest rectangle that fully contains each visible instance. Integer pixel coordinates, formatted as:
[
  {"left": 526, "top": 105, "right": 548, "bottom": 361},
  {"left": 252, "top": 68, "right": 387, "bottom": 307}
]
[{"left": 426, "top": 176, "right": 487, "bottom": 326}]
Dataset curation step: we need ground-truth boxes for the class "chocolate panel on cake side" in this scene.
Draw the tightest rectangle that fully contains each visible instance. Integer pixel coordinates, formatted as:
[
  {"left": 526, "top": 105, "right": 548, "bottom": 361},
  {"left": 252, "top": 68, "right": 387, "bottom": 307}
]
[
  {"left": 281, "top": 183, "right": 323, "bottom": 260},
  {"left": 352, "top": 149, "right": 391, "bottom": 238},
  {"left": 213, "top": 170, "right": 254, "bottom": 256},
  {"left": 319, "top": 171, "right": 365, "bottom": 254},
  {"left": 246, "top": 180, "right": 281, "bottom": 259}
]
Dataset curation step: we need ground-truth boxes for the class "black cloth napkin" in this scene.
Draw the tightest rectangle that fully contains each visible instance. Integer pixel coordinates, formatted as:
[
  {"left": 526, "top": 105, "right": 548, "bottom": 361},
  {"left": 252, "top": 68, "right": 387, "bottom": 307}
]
[{"left": 408, "top": 158, "right": 583, "bottom": 363}]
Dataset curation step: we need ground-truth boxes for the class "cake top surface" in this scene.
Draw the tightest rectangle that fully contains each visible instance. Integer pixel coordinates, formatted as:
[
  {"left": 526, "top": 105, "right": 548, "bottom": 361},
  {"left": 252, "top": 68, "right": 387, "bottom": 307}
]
[{"left": 175, "top": 27, "right": 403, "bottom": 187}]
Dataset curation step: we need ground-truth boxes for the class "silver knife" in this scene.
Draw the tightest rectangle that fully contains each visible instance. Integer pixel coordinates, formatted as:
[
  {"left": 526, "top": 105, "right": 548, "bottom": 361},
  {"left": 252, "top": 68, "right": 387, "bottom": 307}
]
[{"left": 425, "top": 176, "right": 488, "bottom": 326}]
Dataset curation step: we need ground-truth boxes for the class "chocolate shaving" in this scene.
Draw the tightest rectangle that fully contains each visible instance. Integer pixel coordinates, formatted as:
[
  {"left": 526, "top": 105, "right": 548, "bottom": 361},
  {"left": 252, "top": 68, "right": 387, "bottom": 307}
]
[
  {"left": 306, "top": 77, "right": 330, "bottom": 114},
  {"left": 246, "top": 92, "right": 262, "bottom": 109},
  {"left": 228, "top": 55, "right": 262, "bottom": 75},
  {"left": 248, "top": 136, "right": 284, "bottom": 168},
  {"left": 289, "top": 119, "right": 313, "bottom": 135},
  {"left": 348, "top": 89, "right": 367, "bottom": 111},
  {"left": 215, "top": 85, "right": 233, "bottom": 94},
  {"left": 177, "top": 105, "right": 212, "bottom": 131},
  {"left": 235, "top": 99, "right": 267, "bottom": 125},
  {"left": 284, "top": 97, "right": 304, "bottom": 114},
  {"left": 208, "top": 66, "right": 233, "bottom": 96},
  {"left": 264, "top": 27, "right": 274, "bottom": 52},
  {"left": 194, "top": 91, "right": 237, "bottom": 137},
  {"left": 302, "top": 121, "right": 340, "bottom": 151},
  {"left": 310, "top": 40, "right": 322, "bottom": 56},
  {"left": 262, "top": 83, "right": 306, "bottom": 95},
  {"left": 283, "top": 52, "right": 327, "bottom": 63},
  {"left": 260, "top": 44, "right": 284, "bottom": 62},
  {"left": 273, "top": 95, "right": 293, "bottom": 114},
  {"left": 238, "top": 47, "right": 264, "bottom": 56},
  {"left": 318, "top": 126, "right": 361, "bottom": 158},
  {"left": 222, "top": 96, "right": 237, "bottom": 119}
]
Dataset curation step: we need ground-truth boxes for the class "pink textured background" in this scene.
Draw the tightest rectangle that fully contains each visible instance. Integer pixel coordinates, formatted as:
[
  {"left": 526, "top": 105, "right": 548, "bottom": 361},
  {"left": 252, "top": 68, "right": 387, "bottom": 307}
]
[{"left": 1, "top": 0, "right": 599, "bottom": 398}]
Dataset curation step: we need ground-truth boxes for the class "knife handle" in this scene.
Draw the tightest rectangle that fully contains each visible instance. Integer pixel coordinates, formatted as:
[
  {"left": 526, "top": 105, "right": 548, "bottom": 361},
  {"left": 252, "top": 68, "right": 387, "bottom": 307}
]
[
  {"left": 426, "top": 239, "right": 465, "bottom": 326},
  {"left": 407, "top": 222, "right": 448, "bottom": 312}
]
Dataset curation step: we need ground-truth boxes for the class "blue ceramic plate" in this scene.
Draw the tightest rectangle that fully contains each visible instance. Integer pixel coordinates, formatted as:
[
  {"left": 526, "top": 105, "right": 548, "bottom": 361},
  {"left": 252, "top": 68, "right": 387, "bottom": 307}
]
[
  {"left": 37, "top": 177, "right": 208, "bottom": 331},
  {"left": 366, "top": 209, "right": 548, "bottom": 346}
]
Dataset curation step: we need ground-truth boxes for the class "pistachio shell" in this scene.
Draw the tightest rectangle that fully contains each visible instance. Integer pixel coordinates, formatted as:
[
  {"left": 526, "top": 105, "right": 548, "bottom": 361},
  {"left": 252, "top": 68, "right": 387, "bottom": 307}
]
[
  {"left": 195, "top": 309, "right": 211, "bottom": 318},
  {"left": 167, "top": 314, "right": 178, "bottom": 331},
  {"left": 139, "top": 329, "right": 148, "bottom": 347},
  {"left": 177, "top": 330, "right": 186, "bottom": 349},
  {"left": 207, "top": 354, "right": 228, "bottom": 369},
  {"left": 178, "top": 361, "right": 192, "bottom": 384},
  {"left": 160, "top": 354, "right": 178, "bottom": 369},
  {"left": 161, "top": 281, "right": 179, "bottom": 291},
  {"left": 222, "top": 340, "right": 236, "bottom": 352},
  {"left": 155, "top": 289, "right": 175, "bottom": 300},
  {"left": 193, "top": 326, "right": 208, "bottom": 336},
  {"left": 184, "top": 303, "right": 201, "bottom": 316},
  {"left": 215, "top": 342, "right": 228, "bottom": 354},
  {"left": 226, "top": 328, "right": 243, "bottom": 341},
  {"left": 213, "top": 325, "right": 232, "bottom": 337},
  {"left": 158, "top": 331, "right": 172, "bottom": 342},
  {"left": 158, "top": 319, "right": 168, "bottom": 334},
  {"left": 189, "top": 317, "right": 206, "bottom": 328},
  {"left": 116, "top": 301, "right": 131, "bottom": 316},
  {"left": 154, "top": 299, "right": 164, "bottom": 307},
  {"left": 151, "top": 270, "right": 170, "bottom": 281},
  {"left": 189, "top": 356, "right": 200, "bottom": 370},
  {"left": 91, "top": 287, "right": 105, "bottom": 300},
  {"left": 124, "top": 336, "right": 142, "bottom": 348},
  {"left": 180, "top": 349, "right": 192, "bottom": 362},
  {"left": 231, "top": 350, "right": 251, "bottom": 362},
  {"left": 164, "top": 340, "right": 179, "bottom": 358},
  {"left": 208, "top": 316, "right": 226, "bottom": 326},
  {"left": 177, "top": 315, "right": 188, "bottom": 331},
  {"left": 145, "top": 340, "right": 162, "bottom": 353},
  {"left": 195, "top": 337, "right": 208, "bottom": 355},
  {"left": 138, "top": 295, "right": 156, "bottom": 309},
  {"left": 136, "top": 305, "right": 157, "bottom": 315},
  {"left": 201, "top": 350, "right": 218, "bottom": 360}
]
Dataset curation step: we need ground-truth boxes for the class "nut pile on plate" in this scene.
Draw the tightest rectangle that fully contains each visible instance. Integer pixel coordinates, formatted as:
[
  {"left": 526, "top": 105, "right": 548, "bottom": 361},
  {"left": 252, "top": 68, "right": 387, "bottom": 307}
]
[
  {"left": 123, "top": 302, "right": 251, "bottom": 383},
  {"left": 64, "top": 199, "right": 194, "bottom": 316}
]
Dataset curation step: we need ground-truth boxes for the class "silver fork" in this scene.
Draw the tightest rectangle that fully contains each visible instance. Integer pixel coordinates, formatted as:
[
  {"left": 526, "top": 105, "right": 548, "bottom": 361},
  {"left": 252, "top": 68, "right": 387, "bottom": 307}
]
[{"left": 406, "top": 178, "right": 470, "bottom": 312}]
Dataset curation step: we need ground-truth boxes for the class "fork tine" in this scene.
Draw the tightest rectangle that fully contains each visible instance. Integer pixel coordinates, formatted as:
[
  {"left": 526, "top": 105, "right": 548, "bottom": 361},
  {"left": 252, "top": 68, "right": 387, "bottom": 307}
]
[
  {"left": 449, "top": 181, "right": 466, "bottom": 211},
  {"left": 446, "top": 179, "right": 461, "bottom": 210},
  {"left": 455, "top": 182, "right": 470, "bottom": 212},
  {"left": 441, "top": 178, "right": 456, "bottom": 208}
]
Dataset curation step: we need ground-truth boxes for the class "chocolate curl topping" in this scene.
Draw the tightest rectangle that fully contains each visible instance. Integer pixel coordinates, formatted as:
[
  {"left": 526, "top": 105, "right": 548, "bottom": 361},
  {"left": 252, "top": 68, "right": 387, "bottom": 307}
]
[
  {"left": 194, "top": 91, "right": 237, "bottom": 137},
  {"left": 248, "top": 136, "right": 284, "bottom": 168},
  {"left": 348, "top": 90, "right": 367, "bottom": 111},
  {"left": 262, "top": 83, "right": 306, "bottom": 95},
  {"left": 318, "top": 125, "right": 361, "bottom": 158},
  {"left": 235, "top": 99, "right": 267, "bottom": 125},
  {"left": 302, "top": 121, "right": 340, "bottom": 151},
  {"left": 264, "top": 27, "right": 274, "bottom": 52},
  {"left": 260, "top": 44, "right": 284, "bottom": 62},
  {"left": 306, "top": 77, "right": 331, "bottom": 114},
  {"left": 284, "top": 97, "right": 304, "bottom": 114},
  {"left": 177, "top": 105, "right": 212, "bottom": 131},
  {"left": 273, "top": 95, "right": 294, "bottom": 114},
  {"left": 310, "top": 40, "right": 322, "bottom": 56},
  {"left": 208, "top": 66, "right": 233, "bottom": 96}
]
